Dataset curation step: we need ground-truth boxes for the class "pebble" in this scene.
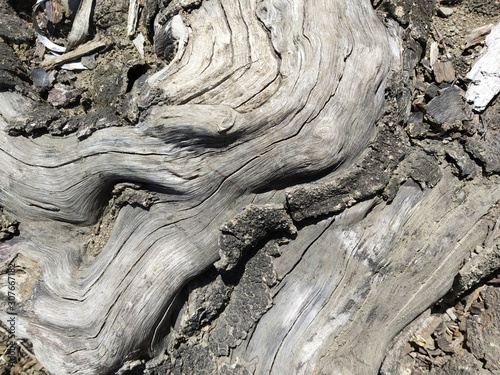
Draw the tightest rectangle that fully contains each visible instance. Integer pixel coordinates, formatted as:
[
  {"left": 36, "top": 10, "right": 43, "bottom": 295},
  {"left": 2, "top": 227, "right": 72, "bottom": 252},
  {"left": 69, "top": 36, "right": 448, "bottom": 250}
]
[
  {"left": 438, "top": 7, "right": 454, "bottom": 18},
  {"left": 47, "top": 83, "right": 84, "bottom": 107},
  {"left": 30, "top": 68, "right": 56, "bottom": 88},
  {"left": 81, "top": 55, "right": 98, "bottom": 70}
]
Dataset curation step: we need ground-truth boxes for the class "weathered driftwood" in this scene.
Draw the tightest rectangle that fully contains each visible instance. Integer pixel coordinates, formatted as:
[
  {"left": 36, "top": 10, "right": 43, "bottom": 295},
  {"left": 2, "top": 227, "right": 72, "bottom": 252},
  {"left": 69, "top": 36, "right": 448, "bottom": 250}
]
[
  {"left": 41, "top": 40, "right": 106, "bottom": 70},
  {"left": 466, "top": 22, "right": 500, "bottom": 112},
  {"left": 0, "top": 0, "right": 499, "bottom": 374}
]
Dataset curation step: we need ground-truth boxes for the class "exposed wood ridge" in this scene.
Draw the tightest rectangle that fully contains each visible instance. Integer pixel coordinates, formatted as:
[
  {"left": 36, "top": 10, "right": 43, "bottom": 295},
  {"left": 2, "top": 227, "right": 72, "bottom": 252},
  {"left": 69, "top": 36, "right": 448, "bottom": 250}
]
[
  {"left": 232, "top": 172, "right": 500, "bottom": 375},
  {"left": 0, "top": 0, "right": 394, "bottom": 374}
]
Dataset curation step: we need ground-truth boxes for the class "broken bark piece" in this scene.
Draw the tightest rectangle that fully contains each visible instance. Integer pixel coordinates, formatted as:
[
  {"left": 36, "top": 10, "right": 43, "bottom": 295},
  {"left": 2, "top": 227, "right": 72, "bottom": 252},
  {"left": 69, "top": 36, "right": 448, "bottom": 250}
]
[
  {"left": 406, "top": 122, "right": 430, "bottom": 138},
  {"left": 406, "top": 112, "right": 429, "bottom": 138},
  {"left": 445, "top": 142, "right": 477, "bottom": 179},
  {"left": 41, "top": 40, "right": 106, "bottom": 69},
  {"left": 214, "top": 204, "right": 296, "bottom": 272},
  {"left": 434, "top": 61, "right": 455, "bottom": 83},
  {"left": 465, "top": 24, "right": 493, "bottom": 48},
  {"left": 466, "top": 135, "right": 500, "bottom": 173},
  {"left": 465, "top": 22, "right": 500, "bottom": 112},
  {"left": 465, "top": 99, "right": 500, "bottom": 174},
  {"left": 405, "top": 150, "right": 442, "bottom": 188},
  {"left": 426, "top": 86, "right": 470, "bottom": 125},
  {"left": 435, "top": 332, "right": 455, "bottom": 354}
]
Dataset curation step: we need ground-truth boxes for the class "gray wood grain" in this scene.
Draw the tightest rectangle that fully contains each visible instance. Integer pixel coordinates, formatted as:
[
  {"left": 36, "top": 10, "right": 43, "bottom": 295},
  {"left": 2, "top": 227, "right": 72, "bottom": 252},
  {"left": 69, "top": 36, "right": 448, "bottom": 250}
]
[{"left": 0, "top": 0, "right": 497, "bottom": 374}]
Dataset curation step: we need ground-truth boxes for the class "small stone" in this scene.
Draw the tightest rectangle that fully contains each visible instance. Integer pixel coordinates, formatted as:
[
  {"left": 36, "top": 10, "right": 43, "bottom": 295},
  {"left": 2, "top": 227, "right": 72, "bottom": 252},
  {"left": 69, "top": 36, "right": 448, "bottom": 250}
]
[
  {"left": 81, "top": 55, "right": 98, "bottom": 70},
  {"left": 47, "top": 83, "right": 84, "bottom": 108},
  {"left": 30, "top": 68, "right": 56, "bottom": 88},
  {"left": 438, "top": 7, "right": 454, "bottom": 18}
]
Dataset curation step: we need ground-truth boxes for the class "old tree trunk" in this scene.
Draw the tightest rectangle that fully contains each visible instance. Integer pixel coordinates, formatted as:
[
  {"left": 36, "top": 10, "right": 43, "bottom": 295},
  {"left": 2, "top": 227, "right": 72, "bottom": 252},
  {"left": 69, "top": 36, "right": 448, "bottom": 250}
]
[{"left": 1, "top": 0, "right": 500, "bottom": 374}]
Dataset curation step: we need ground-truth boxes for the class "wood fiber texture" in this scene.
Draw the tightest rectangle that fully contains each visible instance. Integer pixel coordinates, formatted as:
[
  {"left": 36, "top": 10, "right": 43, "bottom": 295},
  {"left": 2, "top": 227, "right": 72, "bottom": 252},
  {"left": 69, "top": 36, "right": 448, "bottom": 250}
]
[{"left": 1, "top": 0, "right": 499, "bottom": 374}]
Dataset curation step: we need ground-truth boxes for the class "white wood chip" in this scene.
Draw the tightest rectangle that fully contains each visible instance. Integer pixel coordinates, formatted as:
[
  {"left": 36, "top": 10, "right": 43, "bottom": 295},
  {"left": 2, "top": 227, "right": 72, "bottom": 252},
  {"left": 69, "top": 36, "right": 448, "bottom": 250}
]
[{"left": 465, "top": 22, "right": 500, "bottom": 112}]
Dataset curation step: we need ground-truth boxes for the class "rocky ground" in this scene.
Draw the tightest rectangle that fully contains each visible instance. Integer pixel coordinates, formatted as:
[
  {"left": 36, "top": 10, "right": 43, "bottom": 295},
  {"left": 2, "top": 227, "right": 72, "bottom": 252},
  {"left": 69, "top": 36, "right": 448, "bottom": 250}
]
[
  {"left": 0, "top": 0, "right": 499, "bottom": 374},
  {"left": 388, "top": 281, "right": 500, "bottom": 375},
  {"left": 379, "top": 0, "right": 500, "bottom": 374}
]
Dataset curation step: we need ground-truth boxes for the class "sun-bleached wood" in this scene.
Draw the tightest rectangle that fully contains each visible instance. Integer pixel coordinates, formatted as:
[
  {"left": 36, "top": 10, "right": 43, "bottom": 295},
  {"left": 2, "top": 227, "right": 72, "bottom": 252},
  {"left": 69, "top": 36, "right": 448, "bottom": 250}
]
[
  {"left": 465, "top": 22, "right": 500, "bottom": 112},
  {"left": 1, "top": 0, "right": 498, "bottom": 374},
  {"left": 0, "top": 1, "right": 390, "bottom": 372}
]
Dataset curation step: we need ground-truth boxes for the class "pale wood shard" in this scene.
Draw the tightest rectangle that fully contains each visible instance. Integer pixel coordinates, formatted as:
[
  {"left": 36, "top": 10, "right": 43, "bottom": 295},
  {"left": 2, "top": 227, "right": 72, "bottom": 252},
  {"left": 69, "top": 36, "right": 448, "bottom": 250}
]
[
  {"left": 41, "top": 40, "right": 106, "bottom": 70},
  {"left": 434, "top": 60, "right": 456, "bottom": 83},
  {"left": 66, "top": 0, "right": 95, "bottom": 50},
  {"left": 465, "top": 23, "right": 493, "bottom": 47},
  {"left": 430, "top": 41, "right": 439, "bottom": 67},
  {"left": 127, "top": 0, "right": 141, "bottom": 37},
  {"left": 466, "top": 22, "right": 500, "bottom": 112},
  {"left": 133, "top": 32, "right": 145, "bottom": 58},
  {"left": 0, "top": 0, "right": 499, "bottom": 374}
]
